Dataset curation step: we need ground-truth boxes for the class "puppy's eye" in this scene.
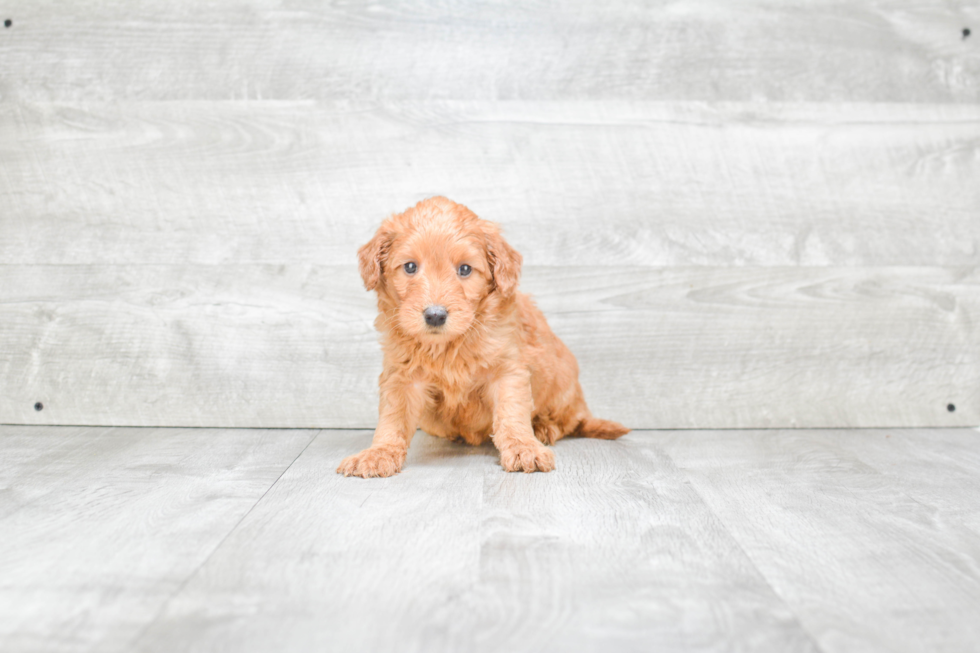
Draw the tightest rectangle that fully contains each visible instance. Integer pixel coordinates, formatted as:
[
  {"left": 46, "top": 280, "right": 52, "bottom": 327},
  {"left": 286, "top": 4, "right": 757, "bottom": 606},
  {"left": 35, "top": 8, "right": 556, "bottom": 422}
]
[
  {"left": 458, "top": 264, "right": 472, "bottom": 278},
  {"left": 403, "top": 262, "right": 417, "bottom": 275}
]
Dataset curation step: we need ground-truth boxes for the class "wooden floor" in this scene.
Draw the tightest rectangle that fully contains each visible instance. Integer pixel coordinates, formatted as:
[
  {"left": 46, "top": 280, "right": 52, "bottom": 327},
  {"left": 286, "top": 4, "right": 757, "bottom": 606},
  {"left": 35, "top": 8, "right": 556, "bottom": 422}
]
[{"left": 3, "top": 425, "right": 979, "bottom": 652}]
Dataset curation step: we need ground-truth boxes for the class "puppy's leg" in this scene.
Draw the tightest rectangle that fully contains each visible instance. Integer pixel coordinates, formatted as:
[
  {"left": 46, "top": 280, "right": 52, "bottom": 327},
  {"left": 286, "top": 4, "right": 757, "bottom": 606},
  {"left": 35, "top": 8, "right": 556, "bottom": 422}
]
[
  {"left": 337, "top": 378, "right": 426, "bottom": 478},
  {"left": 492, "top": 369, "right": 555, "bottom": 473}
]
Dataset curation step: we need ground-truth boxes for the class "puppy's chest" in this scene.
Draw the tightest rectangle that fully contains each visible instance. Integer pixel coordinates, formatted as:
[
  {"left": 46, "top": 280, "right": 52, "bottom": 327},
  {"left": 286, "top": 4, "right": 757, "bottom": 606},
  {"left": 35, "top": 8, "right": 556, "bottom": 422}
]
[{"left": 425, "top": 370, "right": 492, "bottom": 419}]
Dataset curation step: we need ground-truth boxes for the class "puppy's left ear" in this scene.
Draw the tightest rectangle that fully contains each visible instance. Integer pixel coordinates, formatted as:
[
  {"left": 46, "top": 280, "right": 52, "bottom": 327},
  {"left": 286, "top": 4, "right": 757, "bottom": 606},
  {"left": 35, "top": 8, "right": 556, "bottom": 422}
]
[
  {"left": 484, "top": 225, "right": 523, "bottom": 297},
  {"left": 357, "top": 226, "right": 393, "bottom": 291}
]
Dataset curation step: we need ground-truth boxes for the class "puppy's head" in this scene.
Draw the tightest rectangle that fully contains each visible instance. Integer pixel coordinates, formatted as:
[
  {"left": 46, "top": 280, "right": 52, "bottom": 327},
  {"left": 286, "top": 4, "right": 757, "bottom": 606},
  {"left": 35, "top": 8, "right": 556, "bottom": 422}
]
[{"left": 358, "top": 196, "right": 522, "bottom": 342}]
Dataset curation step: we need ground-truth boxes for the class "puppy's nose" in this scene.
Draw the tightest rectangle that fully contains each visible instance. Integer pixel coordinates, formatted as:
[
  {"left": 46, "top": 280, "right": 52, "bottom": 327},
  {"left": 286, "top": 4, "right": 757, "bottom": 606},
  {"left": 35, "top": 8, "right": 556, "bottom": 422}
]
[{"left": 423, "top": 305, "right": 448, "bottom": 327}]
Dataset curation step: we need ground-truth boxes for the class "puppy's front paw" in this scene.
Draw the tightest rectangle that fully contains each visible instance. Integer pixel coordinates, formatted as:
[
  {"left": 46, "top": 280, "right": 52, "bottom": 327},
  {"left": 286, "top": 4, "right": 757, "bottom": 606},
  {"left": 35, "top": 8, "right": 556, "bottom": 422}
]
[
  {"left": 499, "top": 441, "right": 555, "bottom": 473},
  {"left": 337, "top": 445, "right": 406, "bottom": 478}
]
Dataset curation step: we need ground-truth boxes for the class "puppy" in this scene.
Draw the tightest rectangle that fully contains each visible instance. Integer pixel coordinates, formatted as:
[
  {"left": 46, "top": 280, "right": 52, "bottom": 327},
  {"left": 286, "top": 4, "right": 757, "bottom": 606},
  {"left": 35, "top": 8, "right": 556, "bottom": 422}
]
[{"left": 338, "top": 197, "right": 629, "bottom": 477}]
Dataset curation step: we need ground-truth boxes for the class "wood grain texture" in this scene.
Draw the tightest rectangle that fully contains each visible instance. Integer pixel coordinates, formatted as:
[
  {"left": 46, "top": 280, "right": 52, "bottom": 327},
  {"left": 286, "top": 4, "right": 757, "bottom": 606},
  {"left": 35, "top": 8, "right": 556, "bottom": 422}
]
[
  {"left": 1, "top": 265, "right": 976, "bottom": 429},
  {"left": 657, "top": 428, "right": 980, "bottom": 653},
  {"left": 132, "top": 430, "right": 492, "bottom": 653},
  {"left": 2, "top": 3, "right": 978, "bottom": 432},
  {"left": 131, "top": 430, "right": 820, "bottom": 653},
  {"left": 0, "top": 426, "right": 317, "bottom": 653},
  {"left": 1, "top": 101, "right": 978, "bottom": 267},
  {"left": 0, "top": 1, "right": 977, "bottom": 103},
  {"left": 7, "top": 426, "right": 979, "bottom": 652}
]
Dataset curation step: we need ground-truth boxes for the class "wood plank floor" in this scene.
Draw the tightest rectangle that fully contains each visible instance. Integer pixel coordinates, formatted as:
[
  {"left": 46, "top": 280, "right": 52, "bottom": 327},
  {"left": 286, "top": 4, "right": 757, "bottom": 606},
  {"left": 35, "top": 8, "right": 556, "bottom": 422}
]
[{"left": 2, "top": 425, "right": 978, "bottom": 652}]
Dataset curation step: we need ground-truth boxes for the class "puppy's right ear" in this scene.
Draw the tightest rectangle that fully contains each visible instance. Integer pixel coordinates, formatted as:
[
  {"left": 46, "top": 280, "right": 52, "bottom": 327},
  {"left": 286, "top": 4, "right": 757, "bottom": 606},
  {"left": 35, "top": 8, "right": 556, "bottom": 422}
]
[{"left": 357, "top": 227, "right": 392, "bottom": 291}]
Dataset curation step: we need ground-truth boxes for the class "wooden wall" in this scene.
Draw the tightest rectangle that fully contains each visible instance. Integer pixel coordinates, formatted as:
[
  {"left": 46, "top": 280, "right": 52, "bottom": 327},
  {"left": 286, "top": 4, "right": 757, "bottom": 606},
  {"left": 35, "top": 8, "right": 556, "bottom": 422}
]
[{"left": 1, "top": 1, "right": 978, "bottom": 428}]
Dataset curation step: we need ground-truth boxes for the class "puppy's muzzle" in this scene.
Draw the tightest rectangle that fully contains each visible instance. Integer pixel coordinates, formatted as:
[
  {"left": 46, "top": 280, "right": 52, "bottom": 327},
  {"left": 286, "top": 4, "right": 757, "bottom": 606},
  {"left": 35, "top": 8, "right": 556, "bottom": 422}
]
[{"left": 423, "top": 305, "right": 448, "bottom": 327}]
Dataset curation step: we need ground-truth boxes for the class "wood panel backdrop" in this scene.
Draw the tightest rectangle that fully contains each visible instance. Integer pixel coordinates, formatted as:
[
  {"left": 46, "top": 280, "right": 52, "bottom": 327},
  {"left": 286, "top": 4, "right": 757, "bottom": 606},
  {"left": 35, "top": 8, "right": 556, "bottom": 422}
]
[{"left": 1, "top": 0, "right": 978, "bottom": 429}]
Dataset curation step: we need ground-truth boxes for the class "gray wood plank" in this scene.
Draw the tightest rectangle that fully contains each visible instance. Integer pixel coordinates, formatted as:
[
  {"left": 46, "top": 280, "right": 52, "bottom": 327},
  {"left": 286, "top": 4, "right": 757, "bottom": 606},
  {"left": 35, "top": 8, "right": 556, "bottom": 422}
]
[
  {"left": 131, "top": 431, "right": 820, "bottom": 653},
  {"left": 0, "top": 1, "right": 977, "bottom": 103},
  {"left": 829, "top": 428, "right": 980, "bottom": 524},
  {"left": 657, "top": 428, "right": 980, "bottom": 653},
  {"left": 1, "top": 265, "right": 976, "bottom": 429},
  {"left": 2, "top": 101, "right": 978, "bottom": 267},
  {"left": 0, "top": 425, "right": 317, "bottom": 653},
  {"left": 0, "top": 264, "right": 380, "bottom": 429},
  {"left": 550, "top": 265, "right": 980, "bottom": 430},
  {"left": 132, "top": 429, "right": 491, "bottom": 653}
]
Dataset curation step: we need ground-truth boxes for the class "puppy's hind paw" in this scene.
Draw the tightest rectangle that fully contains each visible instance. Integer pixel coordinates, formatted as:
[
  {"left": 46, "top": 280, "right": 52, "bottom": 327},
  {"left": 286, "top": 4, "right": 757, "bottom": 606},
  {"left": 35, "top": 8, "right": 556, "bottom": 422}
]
[
  {"left": 337, "top": 445, "right": 406, "bottom": 478},
  {"left": 533, "top": 420, "right": 562, "bottom": 445},
  {"left": 499, "top": 441, "right": 555, "bottom": 473}
]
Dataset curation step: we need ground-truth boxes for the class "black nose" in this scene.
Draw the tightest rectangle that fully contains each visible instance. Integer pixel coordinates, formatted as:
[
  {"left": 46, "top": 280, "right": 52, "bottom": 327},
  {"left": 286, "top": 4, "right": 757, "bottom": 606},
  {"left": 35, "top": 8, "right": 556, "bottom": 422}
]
[{"left": 423, "top": 305, "right": 448, "bottom": 327}]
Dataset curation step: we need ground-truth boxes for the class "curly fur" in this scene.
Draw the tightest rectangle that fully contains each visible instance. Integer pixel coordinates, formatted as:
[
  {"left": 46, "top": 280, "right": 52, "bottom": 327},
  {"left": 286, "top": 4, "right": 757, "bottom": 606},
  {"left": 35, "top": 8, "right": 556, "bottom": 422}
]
[{"left": 338, "top": 197, "right": 629, "bottom": 477}]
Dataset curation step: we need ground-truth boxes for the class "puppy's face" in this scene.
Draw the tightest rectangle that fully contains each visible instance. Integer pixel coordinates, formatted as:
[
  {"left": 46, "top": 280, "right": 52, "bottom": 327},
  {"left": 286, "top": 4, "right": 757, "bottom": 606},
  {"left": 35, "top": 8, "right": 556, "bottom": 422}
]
[
  {"left": 358, "top": 197, "right": 522, "bottom": 343},
  {"left": 386, "top": 230, "right": 491, "bottom": 342}
]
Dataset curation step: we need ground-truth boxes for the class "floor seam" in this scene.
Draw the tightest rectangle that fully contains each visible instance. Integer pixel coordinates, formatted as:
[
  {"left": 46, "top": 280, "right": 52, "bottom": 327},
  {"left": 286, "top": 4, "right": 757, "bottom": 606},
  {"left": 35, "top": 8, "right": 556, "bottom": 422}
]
[
  {"left": 0, "top": 425, "right": 117, "bottom": 523},
  {"left": 124, "top": 428, "right": 322, "bottom": 650},
  {"left": 663, "top": 449, "right": 829, "bottom": 653}
]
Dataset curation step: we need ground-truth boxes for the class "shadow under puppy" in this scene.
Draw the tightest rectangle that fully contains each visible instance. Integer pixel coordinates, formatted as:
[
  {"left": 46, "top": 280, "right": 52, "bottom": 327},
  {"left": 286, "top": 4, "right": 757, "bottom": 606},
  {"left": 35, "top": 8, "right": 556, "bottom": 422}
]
[{"left": 338, "top": 197, "right": 629, "bottom": 477}]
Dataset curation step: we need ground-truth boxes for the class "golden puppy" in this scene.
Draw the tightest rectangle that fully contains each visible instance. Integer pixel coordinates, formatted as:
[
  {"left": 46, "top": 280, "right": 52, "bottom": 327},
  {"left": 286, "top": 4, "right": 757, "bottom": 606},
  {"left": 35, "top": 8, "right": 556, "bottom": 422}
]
[{"left": 338, "top": 197, "right": 629, "bottom": 477}]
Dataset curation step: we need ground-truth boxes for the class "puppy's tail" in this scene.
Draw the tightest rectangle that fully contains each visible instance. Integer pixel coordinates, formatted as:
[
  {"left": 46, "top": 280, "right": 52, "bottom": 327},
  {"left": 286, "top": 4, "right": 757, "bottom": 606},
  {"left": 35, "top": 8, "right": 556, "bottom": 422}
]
[{"left": 574, "top": 416, "right": 630, "bottom": 440}]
